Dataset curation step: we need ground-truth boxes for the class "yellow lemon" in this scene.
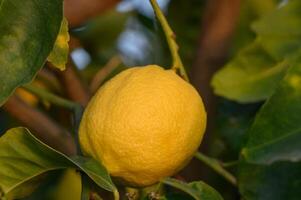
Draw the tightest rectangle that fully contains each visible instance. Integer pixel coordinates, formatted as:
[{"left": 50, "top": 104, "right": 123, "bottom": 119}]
[{"left": 79, "top": 65, "right": 206, "bottom": 186}]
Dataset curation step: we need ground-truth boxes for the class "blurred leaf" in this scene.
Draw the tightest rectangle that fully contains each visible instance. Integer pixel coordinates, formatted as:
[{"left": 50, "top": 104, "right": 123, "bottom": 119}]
[
  {"left": 74, "top": 10, "right": 129, "bottom": 62},
  {"left": 230, "top": 0, "right": 279, "bottom": 54},
  {"left": 0, "top": 127, "right": 116, "bottom": 199},
  {"left": 252, "top": 0, "right": 301, "bottom": 60},
  {"left": 238, "top": 160, "right": 301, "bottom": 200},
  {"left": 54, "top": 169, "right": 81, "bottom": 200},
  {"left": 48, "top": 17, "right": 70, "bottom": 71},
  {"left": 212, "top": 42, "right": 288, "bottom": 103},
  {"left": 212, "top": 0, "right": 301, "bottom": 103},
  {"left": 242, "top": 59, "right": 301, "bottom": 164},
  {"left": 162, "top": 178, "right": 223, "bottom": 200},
  {"left": 0, "top": 0, "right": 63, "bottom": 106}
]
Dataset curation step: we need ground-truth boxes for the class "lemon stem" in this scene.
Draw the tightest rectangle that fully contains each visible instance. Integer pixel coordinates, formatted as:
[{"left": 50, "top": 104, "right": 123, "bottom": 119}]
[
  {"left": 195, "top": 152, "right": 237, "bottom": 186},
  {"left": 149, "top": 0, "right": 236, "bottom": 188},
  {"left": 149, "top": 0, "right": 189, "bottom": 81},
  {"left": 22, "top": 84, "right": 81, "bottom": 111}
]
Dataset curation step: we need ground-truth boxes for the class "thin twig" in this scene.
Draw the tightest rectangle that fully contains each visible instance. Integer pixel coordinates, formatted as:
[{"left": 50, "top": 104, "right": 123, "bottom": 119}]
[
  {"left": 52, "top": 59, "right": 90, "bottom": 107},
  {"left": 149, "top": 0, "right": 189, "bottom": 81},
  {"left": 195, "top": 152, "right": 237, "bottom": 186},
  {"left": 3, "top": 95, "right": 76, "bottom": 155},
  {"left": 22, "top": 84, "right": 80, "bottom": 111}
]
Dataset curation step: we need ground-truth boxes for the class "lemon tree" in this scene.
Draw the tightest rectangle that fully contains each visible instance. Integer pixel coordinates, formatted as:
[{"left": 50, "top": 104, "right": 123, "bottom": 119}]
[{"left": 1, "top": 0, "right": 300, "bottom": 200}]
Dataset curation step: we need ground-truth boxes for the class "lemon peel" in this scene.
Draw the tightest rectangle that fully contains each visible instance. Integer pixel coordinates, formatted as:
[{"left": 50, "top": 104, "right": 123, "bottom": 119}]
[{"left": 79, "top": 65, "right": 206, "bottom": 186}]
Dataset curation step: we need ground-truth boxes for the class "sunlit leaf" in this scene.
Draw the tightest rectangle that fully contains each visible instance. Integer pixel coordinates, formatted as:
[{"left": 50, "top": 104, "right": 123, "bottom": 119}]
[
  {"left": 212, "top": 0, "right": 301, "bottom": 103},
  {"left": 48, "top": 17, "right": 70, "bottom": 71},
  {"left": 212, "top": 41, "right": 288, "bottom": 103}
]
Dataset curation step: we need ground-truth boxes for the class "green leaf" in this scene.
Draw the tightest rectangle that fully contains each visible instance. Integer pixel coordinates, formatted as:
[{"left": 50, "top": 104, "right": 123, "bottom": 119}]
[
  {"left": 252, "top": 0, "right": 301, "bottom": 60},
  {"left": 71, "top": 156, "right": 115, "bottom": 192},
  {"left": 48, "top": 17, "right": 70, "bottom": 71},
  {"left": 212, "top": 0, "right": 301, "bottom": 103},
  {"left": 0, "top": 127, "right": 116, "bottom": 199},
  {"left": 241, "top": 59, "right": 301, "bottom": 164},
  {"left": 0, "top": 0, "right": 63, "bottom": 106},
  {"left": 0, "top": 128, "right": 70, "bottom": 198},
  {"left": 238, "top": 160, "right": 301, "bottom": 200},
  {"left": 211, "top": 41, "right": 288, "bottom": 103},
  {"left": 54, "top": 169, "right": 81, "bottom": 200},
  {"left": 230, "top": 0, "right": 279, "bottom": 55},
  {"left": 162, "top": 178, "right": 223, "bottom": 200}
]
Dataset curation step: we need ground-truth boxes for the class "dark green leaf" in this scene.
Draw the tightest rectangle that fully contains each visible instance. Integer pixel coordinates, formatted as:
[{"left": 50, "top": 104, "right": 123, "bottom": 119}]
[
  {"left": 238, "top": 160, "right": 301, "bottom": 200},
  {"left": 162, "top": 178, "right": 223, "bottom": 200},
  {"left": 216, "top": 100, "right": 260, "bottom": 153},
  {"left": 71, "top": 156, "right": 115, "bottom": 192},
  {"left": 161, "top": 193, "right": 193, "bottom": 200},
  {"left": 0, "top": 0, "right": 63, "bottom": 106},
  {"left": 242, "top": 59, "right": 301, "bottom": 164},
  {"left": 0, "top": 127, "right": 116, "bottom": 199}
]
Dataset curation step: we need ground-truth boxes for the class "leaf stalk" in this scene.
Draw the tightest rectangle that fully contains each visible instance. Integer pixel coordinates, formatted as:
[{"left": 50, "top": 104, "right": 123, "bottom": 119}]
[{"left": 195, "top": 152, "right": 237, "bottom": 186}]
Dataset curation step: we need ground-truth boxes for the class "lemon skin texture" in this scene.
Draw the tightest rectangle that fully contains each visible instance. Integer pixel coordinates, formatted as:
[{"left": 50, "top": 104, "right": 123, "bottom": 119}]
[{"left": 79, "top": 65, "right": 206, "bottom": 187}]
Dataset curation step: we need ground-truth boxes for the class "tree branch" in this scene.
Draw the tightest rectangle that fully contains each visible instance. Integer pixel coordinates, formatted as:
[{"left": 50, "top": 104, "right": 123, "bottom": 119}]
[
  {"left": 3, "top": 95, "right": 76, "bottom": 155},
  {"left": 64, "top": 0, "right": 121, "bottom": 28},
  {"left": 191, "top": 0, "right": 241, "bottom": 145},
  {"left": 52, "top": 59, "right": 91, "bottom": 107}
]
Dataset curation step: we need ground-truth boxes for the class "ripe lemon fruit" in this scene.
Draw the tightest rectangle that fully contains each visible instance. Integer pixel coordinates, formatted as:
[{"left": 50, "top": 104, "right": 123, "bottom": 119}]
[{"left": 79, "top": 65, "right": 206, "bottom": 186}]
